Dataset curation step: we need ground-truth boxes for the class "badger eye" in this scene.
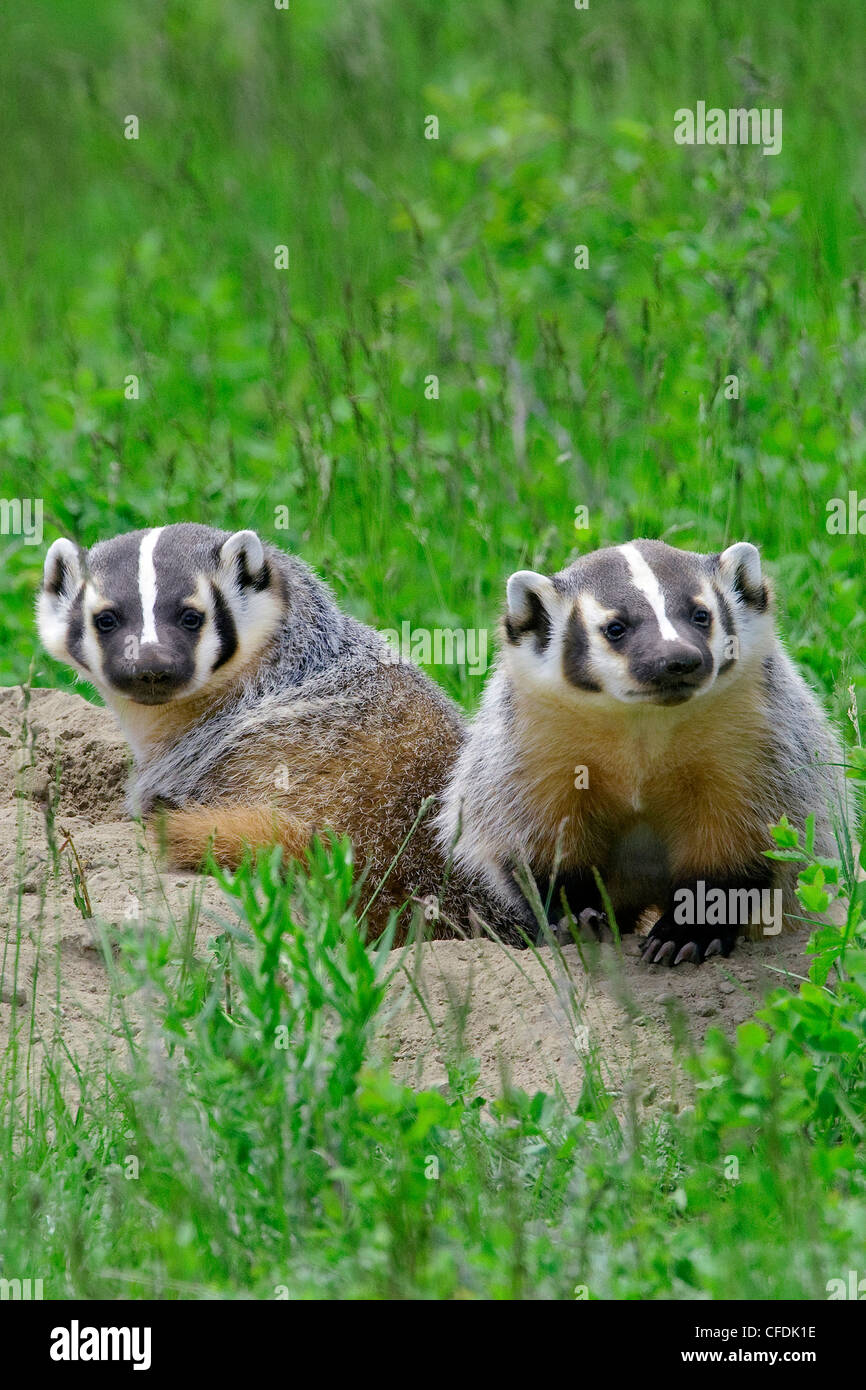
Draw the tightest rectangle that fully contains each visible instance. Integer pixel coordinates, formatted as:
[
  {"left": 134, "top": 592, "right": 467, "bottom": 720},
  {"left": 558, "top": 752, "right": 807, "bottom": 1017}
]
[
  {"left": 602, "top": 620, "right": 627, "bottom": 643},
  {"left": 179, "top": 608, "right": 205, "bottom": 631},
  {"left": 94, "top": 610, "right": 119, "bottom": 633},
  {"left": 692, "top": 607, "right": 711, "bottom": 627}
]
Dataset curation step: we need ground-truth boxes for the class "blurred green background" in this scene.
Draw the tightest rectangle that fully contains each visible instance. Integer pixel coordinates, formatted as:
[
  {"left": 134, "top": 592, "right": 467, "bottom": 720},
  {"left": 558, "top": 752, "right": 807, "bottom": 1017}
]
[{"left": 1, "top": 0, "right": 864, "bottom": 719}]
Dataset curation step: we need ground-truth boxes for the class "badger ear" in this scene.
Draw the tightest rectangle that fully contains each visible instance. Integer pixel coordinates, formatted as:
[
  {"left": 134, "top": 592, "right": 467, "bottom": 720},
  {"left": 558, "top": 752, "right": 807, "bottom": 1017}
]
[
  {"left": 718, "top": 542, "right": 769, "bottom": 610},
  {"left": 219, "top": 530, "right": 267, "bottom": 589},
  {"left": 505, "top": 569, "right": 558, "bottom": 645},
  {"left": 42, "top": 538, "right": 85, "bottom": 602}
]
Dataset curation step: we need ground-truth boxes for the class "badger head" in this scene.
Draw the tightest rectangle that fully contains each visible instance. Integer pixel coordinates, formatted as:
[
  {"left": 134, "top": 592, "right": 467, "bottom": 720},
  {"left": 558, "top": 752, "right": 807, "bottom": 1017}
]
[
  {"left": 503, "top": 538, "right": 774, "bottom": 707},
  {"left": 38, "top": 523, "right": 287, "bottom": 707}
]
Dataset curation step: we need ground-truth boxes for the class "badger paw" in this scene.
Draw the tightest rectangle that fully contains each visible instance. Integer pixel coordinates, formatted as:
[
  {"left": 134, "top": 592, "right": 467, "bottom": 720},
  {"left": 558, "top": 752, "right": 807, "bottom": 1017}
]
[
  {"left": 538, "top": 907, "right": 608, "bottom": 947},
  {"left": 640, "top": 919, "right": 737, "bottom": 966},
  {"left": 576, "top": 906, "right": 609, "bottom": 940}
]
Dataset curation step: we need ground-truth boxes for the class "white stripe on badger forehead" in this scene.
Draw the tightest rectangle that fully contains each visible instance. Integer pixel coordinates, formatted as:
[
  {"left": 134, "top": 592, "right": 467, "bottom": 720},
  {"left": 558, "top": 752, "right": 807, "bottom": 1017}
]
[
  {"left": 138, "top": 527, "right": 164, "bottom": 646},
  {"left": 619, "top": 543, "right": 678, "bottom": 642}
]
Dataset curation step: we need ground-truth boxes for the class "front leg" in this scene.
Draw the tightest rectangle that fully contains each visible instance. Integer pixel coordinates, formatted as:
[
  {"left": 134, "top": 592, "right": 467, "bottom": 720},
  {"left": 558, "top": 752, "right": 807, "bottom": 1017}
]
[
  {"left": 531, "top": 867, "right": 610, "bottom": 944},
  {"left": 640, "top": 870, "right": 774, "bottom": 966},
  {"left": 531, "top": 868, "right": 650, "bottom": 945}
]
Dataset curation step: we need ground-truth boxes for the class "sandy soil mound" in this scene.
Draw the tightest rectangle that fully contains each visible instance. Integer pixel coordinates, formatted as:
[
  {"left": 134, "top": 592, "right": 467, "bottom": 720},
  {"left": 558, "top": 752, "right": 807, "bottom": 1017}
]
[{"left": 0, "top": 687, "right": 814, "bottom": 1102}]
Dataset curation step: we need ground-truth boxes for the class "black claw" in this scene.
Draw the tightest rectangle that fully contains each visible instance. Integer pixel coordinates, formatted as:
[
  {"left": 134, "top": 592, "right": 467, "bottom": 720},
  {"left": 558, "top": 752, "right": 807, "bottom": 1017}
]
[
  {"left": 639, "top": 914, "right": 739, "bottom": 967},
  {"left": 578, "top": 907, "right": 608, "bottom": 940},
  {"left": 537, "top": 906, "right": 610, "bottom": 947}
]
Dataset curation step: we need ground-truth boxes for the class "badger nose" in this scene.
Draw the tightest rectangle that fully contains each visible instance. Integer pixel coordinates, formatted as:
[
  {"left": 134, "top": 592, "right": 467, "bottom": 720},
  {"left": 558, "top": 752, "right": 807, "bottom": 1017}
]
[
  {"left": 135, "top": 646, "right": 176, "bottom": 681},
  {"left": 111, "top": 644, "right": 190, "bottom": 704},
  {"left": 653, "top": 647, "right": 702, "bottom": 682}
]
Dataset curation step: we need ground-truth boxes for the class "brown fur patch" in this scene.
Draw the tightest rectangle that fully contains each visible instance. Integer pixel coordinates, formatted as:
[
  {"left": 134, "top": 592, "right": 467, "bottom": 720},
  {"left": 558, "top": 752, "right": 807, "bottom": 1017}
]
[
  {"left": 150, "top": 668, "right": 471, "bottom": 941},
  {"left": 161, "top": 803, "right": 312, "bottom": 870},
  {"left": 510, "top": 664, "right": 774, "bottom": 877}
]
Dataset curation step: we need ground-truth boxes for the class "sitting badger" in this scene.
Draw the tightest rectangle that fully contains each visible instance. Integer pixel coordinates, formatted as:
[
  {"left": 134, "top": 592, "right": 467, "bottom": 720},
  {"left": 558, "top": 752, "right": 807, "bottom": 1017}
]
[
  {"left": 436, "top": 539, "right": 845, "bottom": 964},
  {"left": 37, "top": 522, "right": 522, "bottom": 943}
]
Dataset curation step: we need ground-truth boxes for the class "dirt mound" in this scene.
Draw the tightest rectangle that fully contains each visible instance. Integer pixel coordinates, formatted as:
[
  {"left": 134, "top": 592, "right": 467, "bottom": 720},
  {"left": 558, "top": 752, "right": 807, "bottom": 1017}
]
[
  {"left": 0, "top": 685, "right": 130, "bottom": 821},
  {"left": 0, "top": 687, "right": 228, "bottom": 1081},
  {"left": 0, "top": 687, "right": 814, "bottom": 1101}
]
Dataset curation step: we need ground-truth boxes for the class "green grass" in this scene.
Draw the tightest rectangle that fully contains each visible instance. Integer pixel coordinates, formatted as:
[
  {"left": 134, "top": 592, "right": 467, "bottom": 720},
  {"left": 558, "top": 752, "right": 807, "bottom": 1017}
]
[
  {"left": 1, "top": 0, "right": 864, "bottom": 712},
  {"left": 1, "top": 813, "right": 865, "bottom": 1300},
  {"left": 0, "top": 0, "right": 865, "bottom": 1299}
]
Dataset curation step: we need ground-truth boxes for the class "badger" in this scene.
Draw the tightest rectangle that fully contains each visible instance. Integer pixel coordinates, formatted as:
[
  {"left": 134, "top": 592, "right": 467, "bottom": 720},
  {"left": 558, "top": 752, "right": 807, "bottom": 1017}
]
[
  {"left": 37, "top": 522, "right": 523, "bottom": 944},
  {"left": 436, "top": 539, "right": 846, "bottom": 964}
]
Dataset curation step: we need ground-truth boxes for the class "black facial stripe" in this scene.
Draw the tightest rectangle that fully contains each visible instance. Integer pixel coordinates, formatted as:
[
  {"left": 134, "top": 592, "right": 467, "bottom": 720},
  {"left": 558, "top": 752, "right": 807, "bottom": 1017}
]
[
  {"left": 708, "top": 582, "right": 739, "bottom": 673},
  {"left": 712, "top": 583, "right": 734, "bottom": 637},
  {"left": 505, "top": 590, "right": 552, "bottom": 651},
  {"left": 562, "top": 609, "right": 601, "bottom": 692},
  {"left": 210, "top": 586, "right": 238, "bottom": 670},
  {"left": 65, "top": 593, "right": 90, "bottom": 672}
]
